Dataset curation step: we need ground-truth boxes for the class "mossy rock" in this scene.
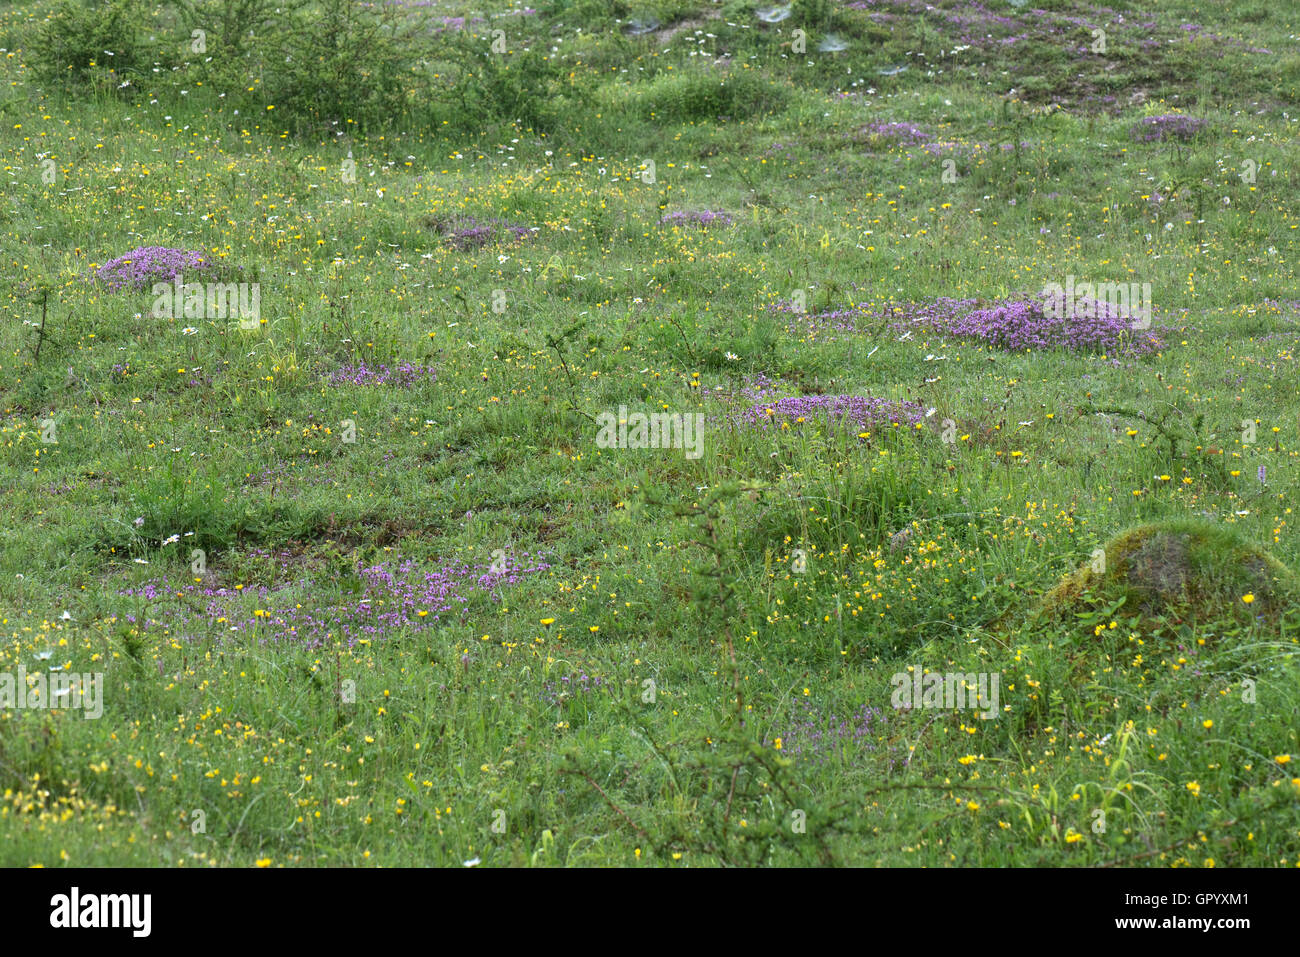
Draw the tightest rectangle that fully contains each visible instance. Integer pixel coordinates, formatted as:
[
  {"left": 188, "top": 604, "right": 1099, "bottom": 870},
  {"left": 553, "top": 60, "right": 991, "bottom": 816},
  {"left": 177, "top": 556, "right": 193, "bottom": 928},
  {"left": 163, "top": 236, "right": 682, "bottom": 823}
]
[{"left": 1037, "top": 519, "right": 1299, "bottom": 628}]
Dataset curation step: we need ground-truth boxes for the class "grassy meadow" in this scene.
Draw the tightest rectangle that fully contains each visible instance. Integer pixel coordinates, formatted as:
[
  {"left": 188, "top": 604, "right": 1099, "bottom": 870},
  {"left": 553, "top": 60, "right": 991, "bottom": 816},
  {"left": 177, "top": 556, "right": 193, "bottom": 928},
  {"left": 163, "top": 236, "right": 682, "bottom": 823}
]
[{"left": 0, "top": 0, "right": 1298, "bottom": 867}]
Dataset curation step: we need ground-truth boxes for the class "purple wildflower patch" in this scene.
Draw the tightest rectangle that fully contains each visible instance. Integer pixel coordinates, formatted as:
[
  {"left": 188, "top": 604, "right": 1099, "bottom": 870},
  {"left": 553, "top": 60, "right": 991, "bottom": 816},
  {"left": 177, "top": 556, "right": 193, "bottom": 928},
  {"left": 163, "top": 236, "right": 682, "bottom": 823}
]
[
  {"left": 423, "top": 214, "right": 534, "bottom": 251},
  {"left": 658, "top": 209, "right": 734, "bottom": 228},
  {"left": 325, "top": 361, "right": 437, "bottom": 387},
  {"left": 1129, "top": 114, "right": 1207, "bottom": 143},
  {"left": 94, "top": 247, "right": 221, "bottom": 292},
  {"left": 861, "top": 121, "right": 931, "bottom": 145},
  {"left": 540, "top": 672, "right": 607, "bottom": 707},
  {"left": 767, "top": 697, "right": 891, "bottom": 768},
  {"left": 710, "top": 372, "right": 925, "bottom": 435},
  {"left": 776, "top": 292, "right": 1164, "bottom": 354},
  {"left": 900, "top": 295, "right": 1164, "bottom": 355},
  {"left": 742, "top": 393, "right": 926, "bottom": 433},
  {"left": 774, "top": 300, "right": 884, "bottom": 340},
  {"left": 118, "top": 551, "right": 551, "bottom": 648},
  {"left": 921, "top": 140, "right": 993, "bottom": 158}
]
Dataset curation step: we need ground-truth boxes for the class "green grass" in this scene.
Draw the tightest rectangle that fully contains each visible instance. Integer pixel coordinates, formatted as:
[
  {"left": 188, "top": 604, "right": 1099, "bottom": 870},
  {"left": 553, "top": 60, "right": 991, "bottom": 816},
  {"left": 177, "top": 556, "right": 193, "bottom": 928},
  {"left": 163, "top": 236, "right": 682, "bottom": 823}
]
[{"left": 0, "top": 0, "right": 1298, "bottom": 867}]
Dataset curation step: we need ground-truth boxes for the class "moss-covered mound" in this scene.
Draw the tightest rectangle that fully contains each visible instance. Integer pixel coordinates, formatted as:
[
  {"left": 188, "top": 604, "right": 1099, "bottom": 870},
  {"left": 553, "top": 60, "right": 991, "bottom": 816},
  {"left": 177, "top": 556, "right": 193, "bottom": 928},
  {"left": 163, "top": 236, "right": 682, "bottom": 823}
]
[{"left": 1038, "top": 519, "right": 1299, "bottom": 628}]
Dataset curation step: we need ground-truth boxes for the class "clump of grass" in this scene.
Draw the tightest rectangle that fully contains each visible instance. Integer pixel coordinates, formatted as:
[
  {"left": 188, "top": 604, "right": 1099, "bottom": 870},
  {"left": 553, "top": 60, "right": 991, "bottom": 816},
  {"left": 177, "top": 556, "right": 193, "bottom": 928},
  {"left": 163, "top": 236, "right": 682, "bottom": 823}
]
[
  {"left": 1037, "top": 519, "right": 1299, "bottom": 629},
  {"left": 1129, "top": 114, "right": 1208, "bottom": 143}
]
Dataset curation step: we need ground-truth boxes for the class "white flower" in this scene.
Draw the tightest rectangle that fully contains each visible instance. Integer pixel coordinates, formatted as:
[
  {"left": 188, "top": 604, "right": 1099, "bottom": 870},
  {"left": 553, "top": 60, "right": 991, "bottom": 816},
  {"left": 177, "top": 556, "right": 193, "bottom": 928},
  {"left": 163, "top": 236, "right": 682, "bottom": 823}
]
[
  {"left": 182, "top": 327, "right": 198, "bottom": 335},
  {"left": 162, "top": 534, "right": 180, "bottom": 546},
  {"left": 725, "top": 352, "right": 739, "bottom": 361}
]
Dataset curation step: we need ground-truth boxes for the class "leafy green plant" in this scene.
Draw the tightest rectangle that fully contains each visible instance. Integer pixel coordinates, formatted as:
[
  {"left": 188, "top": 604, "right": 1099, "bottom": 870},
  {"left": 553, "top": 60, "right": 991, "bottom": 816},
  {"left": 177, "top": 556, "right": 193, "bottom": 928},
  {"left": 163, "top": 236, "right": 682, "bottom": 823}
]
[
  {"left": 28, "top": 0, "right": 155, "bottom": 87},
  {"left": 443, "top": 35, "right": 577, "bottom": 134},
  {"left": 636, "top": 68, "right": 787, "bottom": 123},
  {"left": 256, "top": 0, "right": 419, "bottom": 131}
]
